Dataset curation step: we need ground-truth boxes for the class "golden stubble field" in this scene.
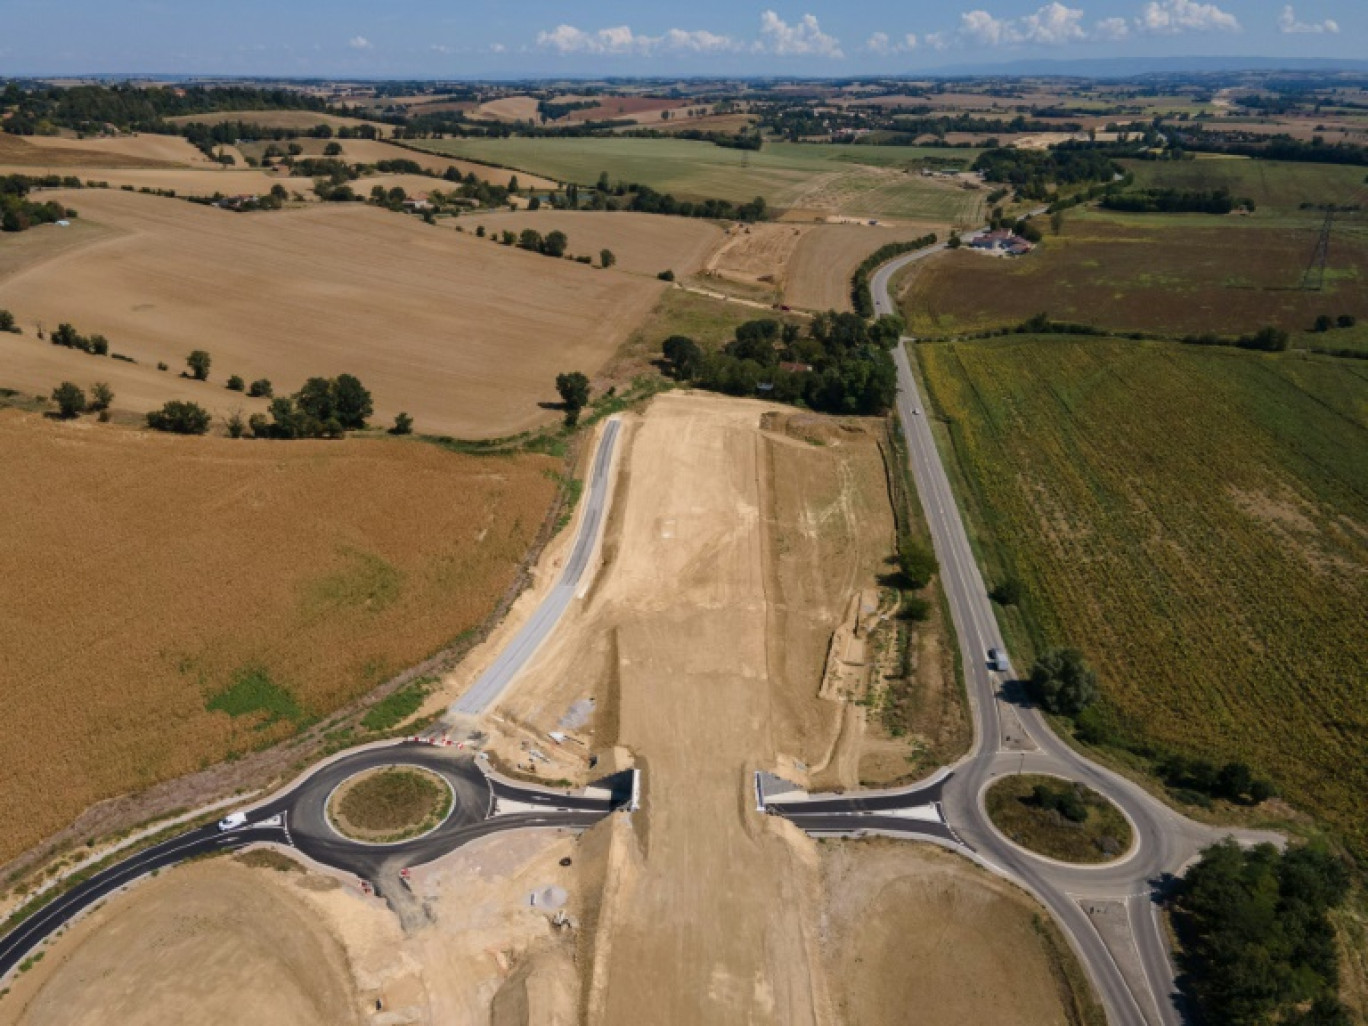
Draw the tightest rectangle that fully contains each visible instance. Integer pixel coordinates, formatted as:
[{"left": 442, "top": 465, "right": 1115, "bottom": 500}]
[
  {"left": 454, "top": 209, "right": 723, "bottom": 278},
  {"left": 0, "top": 189, "right": 665, "bottom": 438},
  {"left": 0, "top": 410, "right": 558, "bottom": 866}
]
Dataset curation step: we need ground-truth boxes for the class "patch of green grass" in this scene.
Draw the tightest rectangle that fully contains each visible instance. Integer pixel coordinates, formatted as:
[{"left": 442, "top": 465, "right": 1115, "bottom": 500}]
[
  {"left": 360, "top": 677, "right": 433, "bottom": 732},
  {"left": 330, "top": 767, "right": 451, "bottom": 842},
  {"left": 1121, "top": 157, "right": 1368, "bottom": 223},
  {"left": 205, "top": 665, "right": 306, "bottom": 728},
  {"left": 986, "top": 774, "right": 1133, "bottom": 863},
  {"left": 301, "top": 547, "right": 402, "bottom": 616}
]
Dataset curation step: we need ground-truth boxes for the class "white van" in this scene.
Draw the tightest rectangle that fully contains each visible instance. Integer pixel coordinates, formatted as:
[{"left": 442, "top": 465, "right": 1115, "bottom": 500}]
[
  {"left": 217, "top": 812, "right": 248, "bottom": 832},
  {"left": 987, "top": 648, "right": 1008, "bottom": 673}
]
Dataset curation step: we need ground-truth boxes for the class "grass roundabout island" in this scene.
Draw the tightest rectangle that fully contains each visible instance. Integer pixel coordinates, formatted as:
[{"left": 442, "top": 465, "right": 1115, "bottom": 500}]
[
  {"left": 985, "top": 774, "right": 1133, "bottom": 864},
  {"left": 327, "top": 765, "right": 454, "bottom": 844}
]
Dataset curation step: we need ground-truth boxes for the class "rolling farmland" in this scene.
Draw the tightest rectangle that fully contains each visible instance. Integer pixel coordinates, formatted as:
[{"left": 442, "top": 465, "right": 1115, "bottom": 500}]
[
  {"left": 918, "top": 337, "right": 1368, "bottom": 851},
  {"left": 0, "top": 410, "right": 558, "bottom": 866},
  {"left": 410, "top": 137, "right": 985, "bottom": 221}
]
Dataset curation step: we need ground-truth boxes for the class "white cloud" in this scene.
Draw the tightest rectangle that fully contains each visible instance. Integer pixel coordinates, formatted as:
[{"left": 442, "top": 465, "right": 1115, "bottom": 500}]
[
  {"left": 960, "top": 3, "right": 1088, "bottom": 45},
  {"left": 1094, "top": 16, "right": 1131, "bottom": 39},
  {"left": 923, "top": 31, "right": 950, "bottom": 50},
  {"left": 536, "top": 22, "right": 737, "bottom": 55},
  {"left": 348, "top": 35, "right": 372, "bottom": 50},
  {"left": 756, "top": 11, "right": 844, "bottom": 58},
  {"left": 489, "top": 42, "right": 508, "bottom": 53},
  {"left": 1136, "top": 0, "right": 1240, "bottom": 33},
  {"left": 1277, "top": 4, "right": 1339, "bottom": 33},
  {"left": 866, "top": 31, "right": 918, "bottom": 55}
]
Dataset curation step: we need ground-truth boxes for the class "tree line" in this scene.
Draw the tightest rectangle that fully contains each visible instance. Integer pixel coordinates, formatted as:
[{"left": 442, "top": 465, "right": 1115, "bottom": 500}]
[
  {"left": 850, "top": 233, "right": 939, "bottom": 317},
  {"left": 1100, "top": 186, "right": 1246, "bottom": 215},
  {"left": 1, "top": 175, "right": 75, "bottom": 232}
]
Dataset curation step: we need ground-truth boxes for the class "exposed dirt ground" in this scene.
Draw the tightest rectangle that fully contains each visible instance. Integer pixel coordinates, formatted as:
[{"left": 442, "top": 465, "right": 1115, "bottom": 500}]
[
  {"left": 787, "top": 221, "right": 948, "bottom": 311},
  {"left": 0, "top": 133, "right": 200, "bottom": 168},
  {"left": 483, "top": 393, "right": 935, "bottom": 1024},
  {"left": 2, "top": 829, "right": 589, "bottom": 1026},
  {"left": 821, "top": 841, "right": 1100, "bottom": 1026},
  {"left": 0, "top": 188, "right": 662, "bottom": 438}
]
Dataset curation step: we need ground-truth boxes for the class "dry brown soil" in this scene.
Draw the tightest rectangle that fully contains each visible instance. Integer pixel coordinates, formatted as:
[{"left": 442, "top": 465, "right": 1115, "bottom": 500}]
[
  {"left": 0, "top": 133, "right": 196, "bottom": 168},
  {"left": 787, "top": 221, "right": 948, "bottom": 311},
  {"left": 456, "top": 209, "right": 723, "bottom": 278},
  {"left": 821, "top": 841, "right": 1102, "bottom": 1026},
  {"left": 0, "top": 410, "right": 557, "bottom": 866},
  {"left": 0, "top": 188, "right": 663, "bottom": 438},
  {"left": 1, "top": 859, "right": 360, "bottom": 1026}
]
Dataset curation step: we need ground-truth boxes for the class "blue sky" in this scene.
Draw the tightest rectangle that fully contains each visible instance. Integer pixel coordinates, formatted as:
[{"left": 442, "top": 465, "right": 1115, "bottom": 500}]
[{"left": 0, "top": 0, "right": 1360, "bottom": 77}]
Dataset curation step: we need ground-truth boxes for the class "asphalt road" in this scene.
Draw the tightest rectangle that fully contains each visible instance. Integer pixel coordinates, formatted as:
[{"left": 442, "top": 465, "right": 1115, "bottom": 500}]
[
  {"left": 796, "top": 243, "right": 1284, "bottom": 1026},
  {"left": 451, "top": 417, "right": 621, "bottom": 716}
]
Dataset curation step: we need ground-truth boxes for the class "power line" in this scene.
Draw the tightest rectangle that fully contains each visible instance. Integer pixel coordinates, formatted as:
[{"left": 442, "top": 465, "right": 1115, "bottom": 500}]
[{"left": 1302, "top": 209, "right": 1334, "bottom": 292}]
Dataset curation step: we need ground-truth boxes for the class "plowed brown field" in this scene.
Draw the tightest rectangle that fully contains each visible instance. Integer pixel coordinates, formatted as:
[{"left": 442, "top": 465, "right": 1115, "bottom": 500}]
[
  {"left": 0, "top": 189, "right": 663, "bottom": 438},
  {"left": 0, "top": 410, "right": 558, "bottom": 865}
]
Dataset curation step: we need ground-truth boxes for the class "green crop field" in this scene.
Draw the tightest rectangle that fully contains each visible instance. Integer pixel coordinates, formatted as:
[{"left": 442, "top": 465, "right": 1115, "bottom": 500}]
[
  {"left": 918, "top": 337, "right": 1368, "bottom": 852},
  {"left": 1119, "top": 156, "right": 1368, "bottom": 221},
  {"left": 410, "top": 136, "right": 985, "bottom": 221},
  {"left": 899, "top": 216, "right": 1368, "bottom": 341}
]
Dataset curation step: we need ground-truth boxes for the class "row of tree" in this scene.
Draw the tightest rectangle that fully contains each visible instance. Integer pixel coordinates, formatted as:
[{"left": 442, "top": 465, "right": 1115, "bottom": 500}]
[
  {"left": 1100, "top": 186, "right": 1246, "bottom": 215},
  {"left": 850, "top": 233, "right": 939, "bottom": 317},
  {"left": 1, "top": 175, "right": 74, "bottom": 232}
]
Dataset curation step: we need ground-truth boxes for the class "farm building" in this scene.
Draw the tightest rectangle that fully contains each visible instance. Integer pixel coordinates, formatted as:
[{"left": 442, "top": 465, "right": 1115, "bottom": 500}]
[{"left": 970, "top": 230, "right": 1034, "bottom": 256}]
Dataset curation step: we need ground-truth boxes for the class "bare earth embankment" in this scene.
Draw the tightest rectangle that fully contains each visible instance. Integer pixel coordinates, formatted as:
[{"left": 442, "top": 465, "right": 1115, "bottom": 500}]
[
  {"left": 0, "top": 189, "right": 662, "bottom": 437},
  {"left": 0, "top": 411, "right": 557, "bottom": 866}
]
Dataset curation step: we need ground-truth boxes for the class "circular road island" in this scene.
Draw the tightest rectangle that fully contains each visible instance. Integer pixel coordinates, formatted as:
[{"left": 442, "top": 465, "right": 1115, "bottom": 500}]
[
  {"left": 985, "top": 773, "right": 1134, "bottom": 864},
  {"left": 326, "top": 765, "right": 454, "bottom": 845}
]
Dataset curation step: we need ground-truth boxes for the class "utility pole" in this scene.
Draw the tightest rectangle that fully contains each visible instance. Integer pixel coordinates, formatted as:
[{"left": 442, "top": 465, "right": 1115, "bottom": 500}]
[{"left": 1302, "top": 209, "right": 1334, "bottom": 291}]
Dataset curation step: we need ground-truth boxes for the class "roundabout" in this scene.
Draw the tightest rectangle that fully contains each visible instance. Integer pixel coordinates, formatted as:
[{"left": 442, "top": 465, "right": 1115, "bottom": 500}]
[{"left": 983, "top": 773, "right": 1135, "bottom": 866}]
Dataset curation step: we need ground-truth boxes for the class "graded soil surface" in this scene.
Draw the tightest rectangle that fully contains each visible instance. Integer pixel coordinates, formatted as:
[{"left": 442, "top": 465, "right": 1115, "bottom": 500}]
[
  {"left": 0, "top": 188, "right": 663, "bottom": 438},
  {"left": 0, "top": 410, "right": 557, "bottom": 866},
  {"left": 821, "top": 842, "right": 1104, "bottom": 1026},
  {"left": 1, "top": 859, "right": 359, "bottom": 1026}
]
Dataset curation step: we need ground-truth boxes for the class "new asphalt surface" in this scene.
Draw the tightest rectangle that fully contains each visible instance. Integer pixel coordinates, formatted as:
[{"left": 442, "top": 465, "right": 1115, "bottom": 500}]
[
  {"left": 774, "top": 244, "right": 1283, "bottom": 1026},
  {"left": 0, "top": 418, "right": 629, "bottom": 985}
]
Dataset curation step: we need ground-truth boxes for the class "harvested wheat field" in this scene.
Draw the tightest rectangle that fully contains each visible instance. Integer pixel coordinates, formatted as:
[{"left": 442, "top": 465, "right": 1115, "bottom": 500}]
[
  {"left": 787, "top": 221, "right": 947, "bottom": 310},
  {"left": 0, "top": 165, "right": 289, "bottom": 197},
  {"left": 333, "top": 139, "right": 558, "bottom": 190},
  {"left": 476, "top": 95, "right": 542, "bottom": 124},
  {"left": 455, "top": 209, "right": 722, "bottom": 277},
  {"left": 16, "top": 133, "right": 217, "bottom": 167},
  {"left": 0, "top": 189, "right": 663, "bottom": 438},
  {"left": 0, "top": 409, "right": 558, "bottom": 865},
  {"left": 822, "top": 842, "right": 1103, "bottom": 1026},
  {"left": 1, "top": 860, "right": 360, "bottom": 1026}
]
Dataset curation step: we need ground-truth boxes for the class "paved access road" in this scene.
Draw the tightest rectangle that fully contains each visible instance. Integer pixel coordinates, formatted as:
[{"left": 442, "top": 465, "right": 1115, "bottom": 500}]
[
  {"left": 775, "top": 244, "right": 1282, "bottom": 1026},
  {"left": 0, "top": 418, "right": 630, "bottom": 985},
  {"left": 452, "top": 417, "right": 621, "bottom": 716}
]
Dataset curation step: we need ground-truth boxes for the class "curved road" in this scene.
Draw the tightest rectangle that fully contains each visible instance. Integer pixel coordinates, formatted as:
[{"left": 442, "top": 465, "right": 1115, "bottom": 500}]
[
  {"left": 0, "top": 418, "right": 630, "bottom": 984},
  {"left": 779, "top": 244, "right": 1283, "bottom": 1026}
]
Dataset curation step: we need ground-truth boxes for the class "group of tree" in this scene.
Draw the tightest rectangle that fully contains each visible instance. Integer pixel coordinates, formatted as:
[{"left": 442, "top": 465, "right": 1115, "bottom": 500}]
[
  {"left": 50, "top": 322, "right": 110, "bottom": 356},
  {"left": 1100, "top": 187, "right": 1247, "bottom": 215},
  {"left": 1028, "top": 780, "right": 1088, "bottom": 823},
  {"left": 1158, "top": 754, "right": 1276, "bottom": 807},
  {"left": 2, "top": 174, "right": 74, "bottom": 232},
  {"left": 544, "top": 174, "right": 768, "bottom": 224},
  {"left": 1181, "top": 326, "right": 1289, "bottom": 353},
  {"left": 508, "top": 228, "right": 568, "bottom": 258},
  {"left": 662, "top": 311, "right": 905, "bottom": 417},
  {"left": 554, "top": 372, "right": 591, "bottom": 427},
  {"left": 247, "top": 374, "right": 373, "bottom": 439},
  {"left": 146, "top": 400, "right": 212, "bottom": 435},
  {"left": 1312, "top": 313, "right": 1357, "bottom": 333},
  {"left": 1027, "top": 647, "right": 1098, "bottom": 717},
  {"left": 1173, "top": 840, "right": 1352, "bottom": 1026},
  {"left": 973, "top": 143, "right": 1123, "bottom": 201},
  {"left": 51, "top": 380, "right": 113, "bottom": 420}
]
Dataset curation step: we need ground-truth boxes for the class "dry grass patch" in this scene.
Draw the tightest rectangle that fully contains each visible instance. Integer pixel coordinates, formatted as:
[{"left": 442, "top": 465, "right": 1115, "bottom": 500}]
[
  {"left": 821, "top": 841, "right": 1105, "bottom": 1026},
  {"left": 787, "top": 221, "right": 948, "bottom": 310},
  {"left": 0, "top": 410, "right": 558, "bottom": 865},
  {"left": 328, "top": 766, "right": 451, "bottom": 843},
  {"left": 0, "top": 188, "right": 663, "bottom": 438},
  {"left": 0, "top": 134, "right": 186, "bottom": 169}
]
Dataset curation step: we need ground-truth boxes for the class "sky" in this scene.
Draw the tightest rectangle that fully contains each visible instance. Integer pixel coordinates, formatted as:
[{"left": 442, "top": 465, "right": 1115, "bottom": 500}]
[{"left": 0, "top": 0, "right": 1361, "bottom": 78}]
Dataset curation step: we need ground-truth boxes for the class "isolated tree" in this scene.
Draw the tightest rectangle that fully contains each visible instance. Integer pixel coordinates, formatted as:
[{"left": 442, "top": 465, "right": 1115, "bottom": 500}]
[
  {"left": 518, "top": 228, "right": 543, "bottom": 252},
  {"left": 508, "top": 175, "right": 519, "bottom": 194},
  {"left": 186, "top": 349, "right": 212, "bottom": 381},
  {"left": 555, "top": 371, "right": 591, "bottom": 427},
  {"left": 990, "top": 576, "right": 1023, "bottom": 606},
  {"left": 1313, "top": 314, "right": 1334, "bottom": 333},
  {"left": 51, "top": 381, "right": 86, "bottom": 418},
  {"left": 226, "top": 374, "right": 245, "bottom": 392},
  {"left": 947, "top": 233, "right": 962, "bottom": 249},
  {"left": 662, "top": 335, "right": 703, "bottom": 379},
  {"left": 500, "top": 230, "right": 516, "bottom": 246},
  {"left": 391, "top": 411, "right": 414, "bottom": 435},
  {"left": 1337, "top": 314, "right": 1356, "bottom": 329},
  {"left": 898, "top": 538, "right": 939, "bottom": 590},
  {"left": 146, "top": 400, "right": 211, "bottom": 435},
  {"left": 475, "top": 225, "right": 487, "bottom": 238},
  {"left": 88, "top": 334, "right": 109, "bottom": 356},
  {"left": 323, "top": 141, "right": 342, "bottom": 156},
  {"left": 52, "top": 323, "right": 81, "bottom": 349},
  {"left": 600, "top": 248, "right": 616, "bottom": 269},
  {"left": 1050, "top": 209, "right": 1066, "bottom": 235},
  {"left": 1029, "top": 648, "right": 1098, "bottom": 716},
  {"left": 88, "top": 381, "right": 114, "bottom": 413},
  {"left": 331, "top": 373, "right": 373, "bottom": 429},
  {"left": 541, "top": 230, "right": 568, "bottom": 258},
  {"left": 528, "top": 196, "right": 542, "bottom": 211},
  {"left": 248, "top": 378, "right": 273, "bottom": 398},
  {"left": 0, "top": 309, "right": 15, "bottom": 332},
  {"left": 657, "top": 269, "right": 675, "bottom": 282},
  {"left": 225, "top": 409, "right": 247, "bottom": 438}
]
